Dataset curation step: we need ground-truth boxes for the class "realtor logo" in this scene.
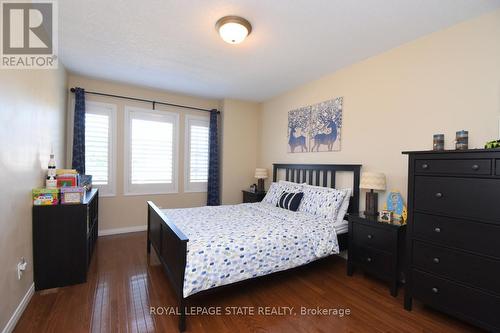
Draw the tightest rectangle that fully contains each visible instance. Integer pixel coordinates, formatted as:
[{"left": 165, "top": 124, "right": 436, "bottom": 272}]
[{"left": 1, "top": 0, "right": 58, "bottom": 69}]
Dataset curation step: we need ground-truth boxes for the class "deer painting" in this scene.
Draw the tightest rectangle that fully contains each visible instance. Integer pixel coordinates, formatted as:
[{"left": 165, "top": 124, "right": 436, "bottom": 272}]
[
  {"left": 287, "top": 97, "right": 342, "bottom": 153},
  {"left": 311, "top": 120, "right": 338, "bottom": 151},
  {"left": 288, "top": 127, "right": 308, "bottom": 152},
  {"left": 309, "top": 98, "right": 342, "bottom": 152},
  {"left": 287, "top": 106, "right": 311, "bottom": 153}
]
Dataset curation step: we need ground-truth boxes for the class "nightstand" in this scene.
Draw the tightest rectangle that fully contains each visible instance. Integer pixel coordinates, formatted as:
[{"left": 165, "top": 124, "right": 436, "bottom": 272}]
[
  {"left": 347, "top": 213, "right": 406, "bottom": 296},
  {"left": 242, "top": 190, "right": 266, "bottom": 203}
]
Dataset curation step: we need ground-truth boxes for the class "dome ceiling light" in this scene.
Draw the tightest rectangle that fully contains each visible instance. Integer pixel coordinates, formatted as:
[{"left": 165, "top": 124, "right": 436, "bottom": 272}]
[{"left": 215, "top": 16, "right": 252, "bottom": 44}]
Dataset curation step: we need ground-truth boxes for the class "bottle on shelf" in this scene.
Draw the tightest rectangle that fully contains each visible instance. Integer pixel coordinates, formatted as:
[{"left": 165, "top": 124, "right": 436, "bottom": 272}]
[{"left": 46, "top": 153, "right": 57, "bottom": 189}]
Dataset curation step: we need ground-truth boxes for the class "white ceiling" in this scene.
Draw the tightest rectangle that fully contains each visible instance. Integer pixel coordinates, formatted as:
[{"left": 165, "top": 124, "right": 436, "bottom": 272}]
[{"left": 59, "top": 0, "right": 500, "bottom": 102}]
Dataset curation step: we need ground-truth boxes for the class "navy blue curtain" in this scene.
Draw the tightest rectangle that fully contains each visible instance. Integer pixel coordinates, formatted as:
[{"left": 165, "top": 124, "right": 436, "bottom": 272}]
[
  {"left": 207, "top": 109, "right": 220, "bottom": 206},
  {"left": 72, "top": 87, "right": 86, "bottom": 174}
]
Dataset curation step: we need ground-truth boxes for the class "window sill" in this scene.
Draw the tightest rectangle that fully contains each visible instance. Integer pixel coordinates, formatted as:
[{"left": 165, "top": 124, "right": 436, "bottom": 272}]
[
  {"left": 98, "top": 192, "right": 116, "bottom": 198},
  {"left": 92, "top": 185, "right": 116, "bottom": 198},
  {"left": 122, "top": 190, "right": 179, "bottom": 196}
]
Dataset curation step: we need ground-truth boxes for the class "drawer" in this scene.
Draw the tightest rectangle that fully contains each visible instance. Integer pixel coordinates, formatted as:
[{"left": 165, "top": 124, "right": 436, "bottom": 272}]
[
  {"left": 414, "top": 176, "right": 500, "bottom": 223},
  {"left": 353, "top": 223, "right": 393, "bottom": 252},
  {"left": 243, "top": 191, "right": 266, "bottom": 203},
  {"left": 412, "top": 241, "right": 500, "bottom": 294},
  {"left": 413, "top": 213, "right": 500, "bottom": 258},
  {"left": 415, "top": 159, "right": 491, "bottom": 176},
  {"left": 412, "top": 270, "right": 500, "bottom": 331},
  {"left": 351, "top": 246, "right": 393, "bottom": 278}
]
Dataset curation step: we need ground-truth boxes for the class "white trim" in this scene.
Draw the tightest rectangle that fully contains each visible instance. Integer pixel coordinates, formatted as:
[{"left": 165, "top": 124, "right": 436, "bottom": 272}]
[
  {"left": 98, "top": 225, "right": 147, "bottom": 236},
  {"left": 124, "top": 106, "right": 180, "bottom": 195},
  {"left": 184, "top": 114, "right": 209, "bottom": 193},
  {"left": 85, "top": 101, "right": 118, "bottom": 197},
  {"left": 1, "top": 283, "right": 34, "bottom": 333},
  {"left": 121, "top": 191, "right": 179, "bottom": 197},
  {"left": 98, "top": 192, "right": 117, "bottom": 198}
]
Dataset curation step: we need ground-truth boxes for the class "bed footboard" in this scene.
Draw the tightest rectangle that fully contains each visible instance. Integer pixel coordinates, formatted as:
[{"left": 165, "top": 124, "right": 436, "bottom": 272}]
[{"left": 147, "top": 202, "right": 188, "bottom": 331}]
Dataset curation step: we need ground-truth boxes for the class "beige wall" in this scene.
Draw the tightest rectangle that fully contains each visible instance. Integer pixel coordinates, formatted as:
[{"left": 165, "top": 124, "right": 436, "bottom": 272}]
[
  {"left": 221, "top": 99, "right": 261, "bottom": 204},
  {"left": 0, "top": 66, "right": 67, "bottom": 330},
  {"left": 67, "top": 75, "right": 222, "bottom": 232},
  {"left": 259, "top": 10, "right": 500, "bottom": 211}
]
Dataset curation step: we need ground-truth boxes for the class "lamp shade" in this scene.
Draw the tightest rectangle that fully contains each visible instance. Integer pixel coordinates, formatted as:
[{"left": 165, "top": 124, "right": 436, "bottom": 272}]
[
  {"left": 254, "top": 168, "right": 268, "bottom": 179},
  {"left": 360, "top": 172, "right": 386, "bottom": 191}
]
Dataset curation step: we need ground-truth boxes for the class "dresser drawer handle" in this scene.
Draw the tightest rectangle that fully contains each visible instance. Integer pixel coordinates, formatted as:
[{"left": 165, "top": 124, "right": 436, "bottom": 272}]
[
  {"left": 434, "top": 227, "right": 441, "bottom": 233},
  {"left": 435, "top": 192, "right": 443, "bottom": 199},
  {"left": 366, "top": 257, "right": 372, "bottom": 263},
  {"left": 472, "top": 164, "right": 480, "bottom": 171},
  {"left": 431, "top": 287, "right": 439, "bottom": 294},
  {"left": 367, "top": 234, "right": 373, "bottom": 239},
  {"left": 421, "top": 163, "right": 429, "bottom": 169},
  {"left": 433, "top": 257, "right": 440, "bottom": 264}
]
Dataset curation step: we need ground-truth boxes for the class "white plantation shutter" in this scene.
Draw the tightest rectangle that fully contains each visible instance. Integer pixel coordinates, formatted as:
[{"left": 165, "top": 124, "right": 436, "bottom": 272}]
[
  {"left": 85, "top": 113, "right": 109, "bottom": 184},
  {"left": 125, "top": 107, "right": 179, "bottom": 195},
  {"left": 131, "top": 119, "right": 173, "bottom": 184},
  {"left": 84, "top": 101, "right": 116, "bottom": 196},
  {"left": 185, "top": 116, "right": 209, "bottom": 192},
  {"left": 189, "top": 125, "right": 209, "bottom": 182}
]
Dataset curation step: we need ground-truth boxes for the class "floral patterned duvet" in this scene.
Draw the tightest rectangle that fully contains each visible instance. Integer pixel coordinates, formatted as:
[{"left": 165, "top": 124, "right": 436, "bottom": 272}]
[{"left": 161, "top": 202, "right": 339, "bottom": 297}]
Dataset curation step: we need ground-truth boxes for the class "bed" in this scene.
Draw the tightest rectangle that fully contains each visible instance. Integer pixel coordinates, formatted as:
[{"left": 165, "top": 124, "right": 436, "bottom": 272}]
[{"left": 147, "top": 163, "right": 361, "bottom": 331}]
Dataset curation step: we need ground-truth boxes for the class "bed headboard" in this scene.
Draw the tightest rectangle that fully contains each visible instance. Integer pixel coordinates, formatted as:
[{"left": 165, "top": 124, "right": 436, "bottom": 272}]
[{"left": 272, "top": 163, "right": 361, "bottom": 214}]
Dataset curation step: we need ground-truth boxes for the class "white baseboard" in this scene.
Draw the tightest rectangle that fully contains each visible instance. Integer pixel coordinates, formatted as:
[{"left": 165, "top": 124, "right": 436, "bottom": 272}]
[
  {"left": 2, "top": 283, "right": 34, "bottom": 333},
  {"left": 98, "top": 225, "right": 147, "bottom": 236}
]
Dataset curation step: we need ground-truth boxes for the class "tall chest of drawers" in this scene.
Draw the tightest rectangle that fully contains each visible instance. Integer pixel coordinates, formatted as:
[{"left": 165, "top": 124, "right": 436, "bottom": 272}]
[{"left": 403, "top": 150, "right": 500, "bottom": 332}]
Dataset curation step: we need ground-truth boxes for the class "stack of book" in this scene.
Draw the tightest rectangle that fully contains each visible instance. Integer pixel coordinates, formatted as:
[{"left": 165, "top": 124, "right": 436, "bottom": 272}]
[{"left": 56, "top": 169, "right": 78, "bottom": 187}]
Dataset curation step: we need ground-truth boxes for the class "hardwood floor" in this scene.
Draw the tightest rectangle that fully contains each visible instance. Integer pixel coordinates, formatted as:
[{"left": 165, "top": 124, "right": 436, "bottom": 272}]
[{"left": 15, "top": 232, "right": 482, "bottom": 333}]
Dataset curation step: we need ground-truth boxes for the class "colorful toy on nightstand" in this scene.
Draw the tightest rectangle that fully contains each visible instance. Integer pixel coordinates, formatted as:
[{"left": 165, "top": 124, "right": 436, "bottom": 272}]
[
  {"left": 79, "top": 174, "right": 92, "bottom": 191},
  {"left": 384, "top": 191, "right": 407, "bottom": 224},
  {"left": 57, "top": 174, "right": 78, "bottom": 187},
  {"left": 60, "top": 187, "right": 84, "bottom": 204},
  {"left": 56, "top": 169, "right": 78, "bottom": 187},
  {"left": 32, "top": 188, "right": 59, "bottom": 206}
]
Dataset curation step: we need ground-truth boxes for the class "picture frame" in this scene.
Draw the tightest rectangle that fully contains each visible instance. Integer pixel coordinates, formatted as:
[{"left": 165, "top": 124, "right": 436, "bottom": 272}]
[{"left": 379, "top": 210, "right": 392, "bottom": 223}]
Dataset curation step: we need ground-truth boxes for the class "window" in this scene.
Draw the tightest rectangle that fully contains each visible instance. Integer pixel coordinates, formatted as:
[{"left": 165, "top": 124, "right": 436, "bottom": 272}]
[
  {"left": 84, "top": 101, "right": 117, "bottom": 196},
  {"left": 124, "top": 107, "right": 179, "bottom": 195},
  {"left": 185, "top": 115, "right": 210, "bottom": 192}
]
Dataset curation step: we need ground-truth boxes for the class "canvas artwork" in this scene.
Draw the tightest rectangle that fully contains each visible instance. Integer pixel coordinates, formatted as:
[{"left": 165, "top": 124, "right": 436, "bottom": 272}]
[{"left": 287, "top": 97, "right": 343, "bottom": 153}]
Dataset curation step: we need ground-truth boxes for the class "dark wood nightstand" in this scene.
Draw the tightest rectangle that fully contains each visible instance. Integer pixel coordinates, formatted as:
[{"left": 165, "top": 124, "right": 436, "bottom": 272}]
[
  {"left": 347, "top": 213, "right": 406, "bottom": 296},
  {"left": 242, "top": 190, "right": 266, "bottom": 203}
]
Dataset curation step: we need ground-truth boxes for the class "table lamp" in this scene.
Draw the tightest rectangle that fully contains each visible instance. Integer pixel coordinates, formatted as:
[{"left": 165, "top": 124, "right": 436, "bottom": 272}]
[
  {"left": 254, "top": 168, "right": 268, "bottom": 192},
  {"left": 360, "top": 172, "right": 386, "bottom": 217}
]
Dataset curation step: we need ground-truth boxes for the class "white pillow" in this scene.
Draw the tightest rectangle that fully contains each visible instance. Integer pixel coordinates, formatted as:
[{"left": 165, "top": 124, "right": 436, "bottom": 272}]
[
  {"left": 279, "top": 180, "right": 306, "bottom": 191},
  {"left": 298, "top": 184, "right": 346, "bottom": 221},
  {"left": 262, "top": 181, "right": 305, "bottom": 205},
  {"left": 335, "top": 188, "right": 352, "bottom": 224},
  {"left": 262, "top": 182, "right": 281, "bottom": 205}
]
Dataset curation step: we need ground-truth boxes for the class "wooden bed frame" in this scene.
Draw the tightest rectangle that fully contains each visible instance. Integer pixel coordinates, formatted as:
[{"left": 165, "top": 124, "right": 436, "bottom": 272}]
[{"left": 147, "top": 163, "right": 361, "bottom": 331}]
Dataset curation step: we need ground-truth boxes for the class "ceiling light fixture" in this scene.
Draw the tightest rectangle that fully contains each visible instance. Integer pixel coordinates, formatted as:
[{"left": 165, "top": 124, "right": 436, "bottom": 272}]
[{"left": 215, "top": 16, "right": 252, "bottom": 44}]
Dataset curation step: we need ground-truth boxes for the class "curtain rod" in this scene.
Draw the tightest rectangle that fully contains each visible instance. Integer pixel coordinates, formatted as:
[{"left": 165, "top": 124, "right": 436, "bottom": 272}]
[{"left": 69, "top": 87, "right": 219, "bottom": 113}]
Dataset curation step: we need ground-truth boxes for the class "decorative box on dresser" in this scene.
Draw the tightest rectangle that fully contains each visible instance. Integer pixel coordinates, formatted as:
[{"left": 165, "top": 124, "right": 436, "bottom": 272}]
[
  {"left": 403, "top": 150, "right": 500, "bottom": 332},
  {"left": 33, "top": 188, "right": 99, "bottom": 290}
]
